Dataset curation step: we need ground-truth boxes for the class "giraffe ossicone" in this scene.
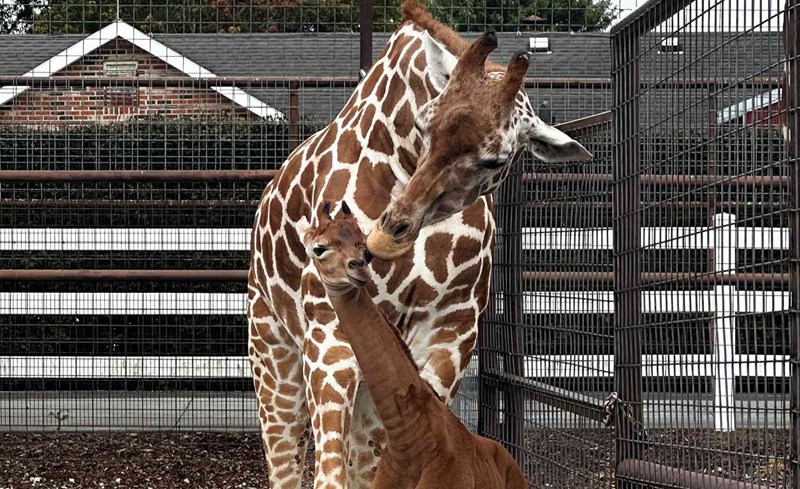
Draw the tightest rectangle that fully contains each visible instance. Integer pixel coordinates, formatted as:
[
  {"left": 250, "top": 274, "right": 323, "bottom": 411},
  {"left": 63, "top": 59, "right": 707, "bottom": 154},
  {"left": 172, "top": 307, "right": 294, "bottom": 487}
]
[{"left": 248, "top": 2, "right": 592, "bottom": 488}]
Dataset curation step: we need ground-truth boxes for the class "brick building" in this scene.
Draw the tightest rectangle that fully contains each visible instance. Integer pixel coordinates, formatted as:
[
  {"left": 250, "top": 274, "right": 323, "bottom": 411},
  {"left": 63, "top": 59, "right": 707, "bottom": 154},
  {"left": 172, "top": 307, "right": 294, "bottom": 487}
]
[{"left": 0, "top": 20, "right": 281, "bottom": 126}]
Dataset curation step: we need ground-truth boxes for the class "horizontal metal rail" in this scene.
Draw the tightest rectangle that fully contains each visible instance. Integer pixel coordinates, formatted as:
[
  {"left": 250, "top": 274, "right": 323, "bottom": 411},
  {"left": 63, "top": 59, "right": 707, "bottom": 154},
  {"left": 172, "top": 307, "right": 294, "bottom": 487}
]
[
  {"left": 616, "top": 459, "right": 770, "bottom": 489},
  {"left": 527, "top": 201, "right": 788, "bottom": 210},
  {"left": 610, "top": 0, "right": 694, "bottom": 36},
  {"left": 0, "top": 76, "right": 782, "bottom": 90},
  {"left": 0, "top": 75, "right": 610, "bottom": 89},
  {"left": 0, "top": 198, "right": 259, "bottom": 208},
  {"left": 0, "top": 170, "right": 277, "bottom": 182},
  {"left": 0, "top": 76, "right": 361, "bottom": 88},
  {"left": 2, "top": 170, "right": 787, "bottom": 187},
  {"left": 524, "top": 271, "right": 789, "bottom": 286},
  {"left": 1, "top": 198, "right": 786, "bottom": 211},
  {"left": 0, "top": 269, "right": 247, "bottom": 281},
  {"left": 553, "top": 111, "right": 612, "bottom": 134},
  {"left": 483, "top": 369, "right": 608, "bottom": 423},
  {"left": 3, "top": 270, "right": 788, "bottom": 287},
  {"left": 523, "top": 173, "right": 788, "bottom": 187}
]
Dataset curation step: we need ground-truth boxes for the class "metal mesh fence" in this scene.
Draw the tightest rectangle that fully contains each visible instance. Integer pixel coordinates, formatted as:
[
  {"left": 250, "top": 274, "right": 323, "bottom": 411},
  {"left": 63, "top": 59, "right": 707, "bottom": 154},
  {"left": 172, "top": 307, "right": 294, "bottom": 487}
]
[
  {"left": 2, "top": 0, "right": 798, "bottom": 488},
  {"left": 1, "top": 0, "right": 620, "bottom": 35},
  {"left": 607, "top": 0, "right": 794, "bottom": 487},
  {"left": 0, "top": 0, "right": 619, "bottom": 487},
  {"left": 478, "top": 1, "right": 799, "bottom": 488},
  {"left": 481, "top": 113, "right": 616, "bottom": 487}
]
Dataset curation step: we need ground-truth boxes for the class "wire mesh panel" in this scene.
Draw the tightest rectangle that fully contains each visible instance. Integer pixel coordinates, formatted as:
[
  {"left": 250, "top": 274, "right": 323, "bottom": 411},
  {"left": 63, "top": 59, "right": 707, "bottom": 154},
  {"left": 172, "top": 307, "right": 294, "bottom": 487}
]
[
  {"left": 480, "top": 115, "right": 615, "bottom": 488},
  {"left": 0, "top": 2, "right": 361, "bottom": 486},
  {"left": 611, "top": 0, "right": 797, "bottom": 488},
  {"left": 3, "top": 0, "right": 756, "bottom": 488}
]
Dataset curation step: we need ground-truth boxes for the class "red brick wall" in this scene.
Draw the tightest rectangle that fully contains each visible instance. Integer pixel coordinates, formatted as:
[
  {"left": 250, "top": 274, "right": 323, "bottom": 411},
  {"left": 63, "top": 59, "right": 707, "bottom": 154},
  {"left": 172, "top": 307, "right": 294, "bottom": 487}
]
[
  {"left": 0, "top": 39, "right": 255, "bottom": 125},
  {"left": 745, "top": 101, "right": 783, "bottom": 126}
]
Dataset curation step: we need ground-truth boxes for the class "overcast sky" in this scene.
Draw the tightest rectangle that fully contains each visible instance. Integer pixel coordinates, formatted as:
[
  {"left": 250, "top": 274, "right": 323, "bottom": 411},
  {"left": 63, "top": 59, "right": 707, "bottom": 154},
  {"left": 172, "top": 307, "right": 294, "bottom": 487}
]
[{"left": 608, "top": 0, "right": 784, "bottom": 32}]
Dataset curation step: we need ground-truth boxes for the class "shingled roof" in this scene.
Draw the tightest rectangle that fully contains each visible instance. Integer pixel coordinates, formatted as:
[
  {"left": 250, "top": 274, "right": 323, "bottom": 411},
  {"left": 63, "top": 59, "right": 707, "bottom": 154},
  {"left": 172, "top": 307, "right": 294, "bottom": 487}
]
[{"left": 0, "top": 29, "right": 784, "bottom": 123}]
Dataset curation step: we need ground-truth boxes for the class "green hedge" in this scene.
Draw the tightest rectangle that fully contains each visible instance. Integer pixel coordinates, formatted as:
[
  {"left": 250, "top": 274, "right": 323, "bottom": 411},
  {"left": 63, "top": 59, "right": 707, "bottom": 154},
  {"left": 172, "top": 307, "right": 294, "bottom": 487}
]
[{"left": 0, "top": 115, "right": 327, "bottom": 171}]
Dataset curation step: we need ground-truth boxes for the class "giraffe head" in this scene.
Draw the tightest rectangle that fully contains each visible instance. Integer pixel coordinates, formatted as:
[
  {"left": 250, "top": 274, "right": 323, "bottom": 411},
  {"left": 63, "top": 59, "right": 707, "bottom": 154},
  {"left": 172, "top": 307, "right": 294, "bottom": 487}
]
[
  {"left": 298, "top": 201, "right": 372, "bottom": 296},
  {"left": 367, "top": 29, "right": 592, "bottom": 260}
]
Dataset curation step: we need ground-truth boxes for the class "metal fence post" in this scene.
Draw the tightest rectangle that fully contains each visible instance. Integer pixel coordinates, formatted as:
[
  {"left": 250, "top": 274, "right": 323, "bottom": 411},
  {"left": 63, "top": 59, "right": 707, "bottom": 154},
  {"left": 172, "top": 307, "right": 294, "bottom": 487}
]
[
  {"left": 712, "top": 212, "right": 737, "bottom": 432},
  {"left": 499, "top": 164, "right": 526, "bottom": 468},
  {"left": 477, "top": 316, "right": 500, "bottom": 439},
  {"left": 359, "top": 0, "right": 373, "bottom": 76},
  {"left": 288, "top": 81, "right": 300, "bottom": 151},
  {"left": 479, "top": 225, "right": 502, "bottom": 440},
  {"left": 611, "top": 25, "right": 643, "bottom": 474},
  {"left": 786, "top": 1, "right": 799, "bottom": 487}
]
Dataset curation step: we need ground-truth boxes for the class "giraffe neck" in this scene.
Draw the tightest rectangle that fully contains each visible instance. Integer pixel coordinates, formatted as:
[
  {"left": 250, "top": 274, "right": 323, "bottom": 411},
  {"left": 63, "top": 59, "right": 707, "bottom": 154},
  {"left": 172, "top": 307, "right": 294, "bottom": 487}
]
[
  {"left": 327, "top": 286, "right": 438, "bottom": 461},
  {"left": 338, "top": 24, "right": 433, "bottom": 181}
]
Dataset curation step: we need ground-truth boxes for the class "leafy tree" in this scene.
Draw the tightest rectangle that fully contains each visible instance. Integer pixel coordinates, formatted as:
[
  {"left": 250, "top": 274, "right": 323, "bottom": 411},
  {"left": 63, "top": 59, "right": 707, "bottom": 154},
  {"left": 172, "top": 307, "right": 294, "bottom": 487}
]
[
  {"left": 25, "top": 0, "right": 616, "bottom": 34},
  {"left": 528, "top": 0, "right": 616, "bottom": 32},
  {"left": 0, "top": 0, "right": 43, "bottom": 34},
  {"left": 377, "top": 0, "right": 617, "bottom": 32},
  {"left": 31, "top": 0, "right": 215, "bottom": 34}
]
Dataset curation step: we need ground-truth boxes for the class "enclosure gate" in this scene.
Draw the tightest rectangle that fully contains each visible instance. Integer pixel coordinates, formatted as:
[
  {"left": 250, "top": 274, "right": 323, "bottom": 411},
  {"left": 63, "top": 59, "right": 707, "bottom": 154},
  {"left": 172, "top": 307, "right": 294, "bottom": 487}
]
[{"left": 480, "top": 0, "right": 800, "bottom": 487}]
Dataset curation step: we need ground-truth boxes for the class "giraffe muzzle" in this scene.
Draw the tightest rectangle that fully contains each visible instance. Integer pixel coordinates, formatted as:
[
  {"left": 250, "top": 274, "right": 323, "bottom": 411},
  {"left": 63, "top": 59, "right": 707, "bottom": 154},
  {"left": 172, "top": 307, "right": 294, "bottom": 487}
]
[
  {"left": 366, "top": 225, "right": 415, "bottom": 260},
  {"left": 366, "top": 210, "right": 418, "bottom": 260}
]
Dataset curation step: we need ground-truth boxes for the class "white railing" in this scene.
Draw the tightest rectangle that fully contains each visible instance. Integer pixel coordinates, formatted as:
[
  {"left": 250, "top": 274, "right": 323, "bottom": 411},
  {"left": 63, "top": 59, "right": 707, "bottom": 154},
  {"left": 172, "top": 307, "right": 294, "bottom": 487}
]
[{"left": 1, "top": 213, "right": 790, "bottom": 432}]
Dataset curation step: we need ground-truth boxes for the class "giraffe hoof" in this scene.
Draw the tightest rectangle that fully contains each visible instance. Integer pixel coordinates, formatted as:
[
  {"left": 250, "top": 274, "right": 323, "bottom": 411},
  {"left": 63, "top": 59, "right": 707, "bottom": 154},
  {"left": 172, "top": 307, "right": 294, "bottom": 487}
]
[{"left": 366, "top": 227, "right": 413, "bottom": 260}]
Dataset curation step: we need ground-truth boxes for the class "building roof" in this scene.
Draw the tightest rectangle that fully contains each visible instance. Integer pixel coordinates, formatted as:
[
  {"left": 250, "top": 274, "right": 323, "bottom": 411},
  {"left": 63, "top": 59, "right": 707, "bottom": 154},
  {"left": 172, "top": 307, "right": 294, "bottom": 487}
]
[
  {"left": 0, "top": 29, "right": 785, "bottom": 123},
  {"left": 0, "top": 20, "right": 283, "bottom": 119},
  {"left": 1, "top": 30, "right": 782, "bottom": 78},
  {"left": 718, "top": 88, "right": 782, "bottom": 124}
]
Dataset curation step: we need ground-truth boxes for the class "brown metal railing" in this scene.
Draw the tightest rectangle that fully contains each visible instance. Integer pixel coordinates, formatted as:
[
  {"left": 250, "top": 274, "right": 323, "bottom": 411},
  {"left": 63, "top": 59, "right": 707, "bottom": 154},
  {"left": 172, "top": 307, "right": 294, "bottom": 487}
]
[{"left": 608, "top": 0, "right": 798, "bottom": 487}]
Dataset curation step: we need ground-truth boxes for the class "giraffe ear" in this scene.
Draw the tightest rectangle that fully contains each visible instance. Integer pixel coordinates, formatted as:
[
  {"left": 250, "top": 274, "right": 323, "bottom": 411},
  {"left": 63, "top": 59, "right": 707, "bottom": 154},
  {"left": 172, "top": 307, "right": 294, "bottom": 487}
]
[
  {"left": 422, "top": 30, "right": 457, "bottom": 94},
  {"left": 297, "top": 216, "right": 313, "bottom": 246},
  {"left": 526, "top": 121, "right": 593, "bottom": 162}
]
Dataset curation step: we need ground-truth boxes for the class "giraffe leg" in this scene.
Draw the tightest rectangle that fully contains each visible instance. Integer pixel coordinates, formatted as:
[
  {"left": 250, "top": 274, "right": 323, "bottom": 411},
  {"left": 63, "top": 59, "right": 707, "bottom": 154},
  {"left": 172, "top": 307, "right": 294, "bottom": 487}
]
[
  {"left": 304, "top": 322, "right": 360, "bottom": 489},
  {"left": 249, "top": 298, "right": 310, "bottom": 489},
  {"left": 346, "top": 382, "right": 384, "bottom": 488}
]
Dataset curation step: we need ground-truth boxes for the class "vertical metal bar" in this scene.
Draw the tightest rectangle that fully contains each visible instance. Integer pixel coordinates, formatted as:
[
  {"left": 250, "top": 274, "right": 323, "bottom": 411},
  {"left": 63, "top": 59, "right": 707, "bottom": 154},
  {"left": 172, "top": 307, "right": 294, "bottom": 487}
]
[
  {"left": 359, "top": 0, "right": 373, "bottom": 76},
  {"left": 289, "top": 81, "right": 300, "bottom": 151},
  {"left": 612, "top": 24, "right": 643, "bottom": 474},
  {"left": 479, "top": 274, "right": 501, "bottom": 439},
  {"left": 708, "top": 89, "right": 718, "bottom": 222},
  {"left": 500, "top": 165, "right": 525, "bottom": 468},
  {"left": 477, "top": 322, "right": 500, "bottom": 438},
  {"left": 786, "top": 1, "right": 800, "bottom": 487}
]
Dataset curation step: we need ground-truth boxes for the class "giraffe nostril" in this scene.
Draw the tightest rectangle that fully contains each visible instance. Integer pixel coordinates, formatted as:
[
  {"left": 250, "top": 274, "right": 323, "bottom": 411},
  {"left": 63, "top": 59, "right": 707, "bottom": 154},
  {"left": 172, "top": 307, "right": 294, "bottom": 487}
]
[
  {"left": 391, "top": 222, "right": 409, "bottom": 239},
  {"left": 348, "top": 259, "right": 366, "bottom": 269}
]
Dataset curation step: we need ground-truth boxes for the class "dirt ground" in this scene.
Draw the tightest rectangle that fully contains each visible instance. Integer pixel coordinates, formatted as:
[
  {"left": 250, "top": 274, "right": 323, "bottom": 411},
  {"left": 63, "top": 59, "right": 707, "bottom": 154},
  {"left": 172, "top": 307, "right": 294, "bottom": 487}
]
[
  {"left": 1, "top": 429, "right": 791, "bottom": 489},
  {"left": 0, "top": 433, "right": 310, "bottom": 489},
  {"left": 523, "top": 428, "right": 791, "bottom": 489}
]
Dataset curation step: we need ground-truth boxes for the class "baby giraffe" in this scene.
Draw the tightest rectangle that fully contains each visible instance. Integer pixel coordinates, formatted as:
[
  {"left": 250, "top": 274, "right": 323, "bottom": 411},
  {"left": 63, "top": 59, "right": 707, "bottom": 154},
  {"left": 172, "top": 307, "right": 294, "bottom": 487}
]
[{"left": 299, "top": 202, "right": 527, "bottom": 489}]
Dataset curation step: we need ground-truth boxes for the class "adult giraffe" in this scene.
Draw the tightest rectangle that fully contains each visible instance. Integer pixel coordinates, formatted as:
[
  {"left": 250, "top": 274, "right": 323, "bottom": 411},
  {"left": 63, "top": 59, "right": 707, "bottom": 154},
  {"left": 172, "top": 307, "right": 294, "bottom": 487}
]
[{"left": 247, "top": 2, "right": 591, "bottom": 489}]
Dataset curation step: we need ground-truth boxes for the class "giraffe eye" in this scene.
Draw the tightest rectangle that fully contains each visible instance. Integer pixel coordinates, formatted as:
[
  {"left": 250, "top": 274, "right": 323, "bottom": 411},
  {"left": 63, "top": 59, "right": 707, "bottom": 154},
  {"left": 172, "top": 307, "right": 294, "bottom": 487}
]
[
  {"left": 479, "top": 158, "right": 504, "bottom": 170},
  {"left": 312, "top": 246, "right": 328, "bottom": 257}
]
